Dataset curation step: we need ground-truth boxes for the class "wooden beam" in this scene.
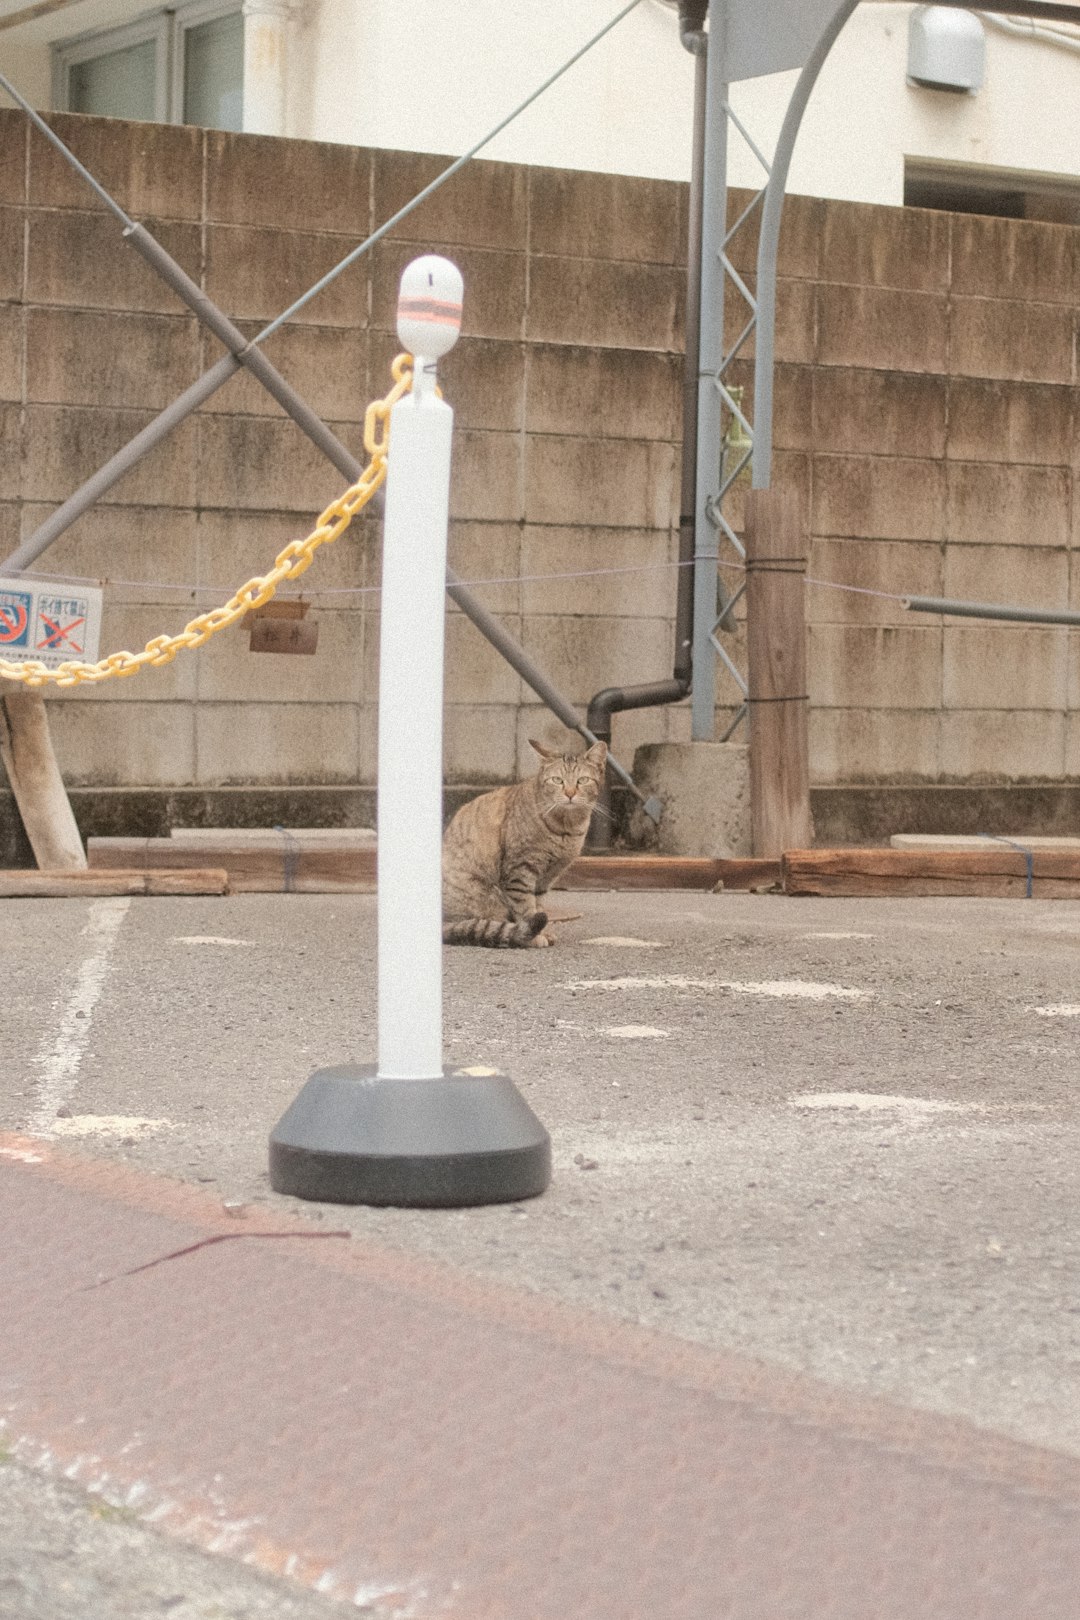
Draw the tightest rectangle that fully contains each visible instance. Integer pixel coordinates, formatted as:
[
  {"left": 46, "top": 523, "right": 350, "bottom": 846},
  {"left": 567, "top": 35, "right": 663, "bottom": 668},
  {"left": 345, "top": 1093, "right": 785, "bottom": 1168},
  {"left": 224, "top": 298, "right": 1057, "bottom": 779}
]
[
  {"left": 745, "top": 489, "right": 812, "bottom": 858},
  {"left": 0, "top": 692, "right": 86, "bottom": 869},
  {"left": 89, "top": 837, "right": 378, "bottom": 893},
  {"left": 557, "top": 856, "right": 780, "bottom": 891},
  {"left": 783, "top": 847, "right": 1080, "bottom": 898},
  {"left": 87, "top": 838, "right": 780, "bottom": 894},
  {"left": 0, "top": 867, "right": 229, "bottom": 897}
]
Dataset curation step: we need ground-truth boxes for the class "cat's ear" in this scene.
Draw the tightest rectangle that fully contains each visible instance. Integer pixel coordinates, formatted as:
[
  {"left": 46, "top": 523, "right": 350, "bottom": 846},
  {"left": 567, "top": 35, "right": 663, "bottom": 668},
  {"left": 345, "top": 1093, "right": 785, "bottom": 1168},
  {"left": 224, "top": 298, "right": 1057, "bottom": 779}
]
[
  {"left": 584, "top": 740, "right": 608, "bottom": 766},
  {"left": 528, "top": 738, "right": 559, "bottom": 761}
]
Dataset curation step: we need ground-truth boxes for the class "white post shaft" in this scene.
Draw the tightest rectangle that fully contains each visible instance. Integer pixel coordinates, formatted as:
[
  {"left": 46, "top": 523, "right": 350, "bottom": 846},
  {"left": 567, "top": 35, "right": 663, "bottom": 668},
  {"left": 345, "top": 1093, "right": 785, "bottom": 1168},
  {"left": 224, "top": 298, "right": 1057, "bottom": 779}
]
[{"left": 376, "top": 362, "right": 452, "bottom": 1080}]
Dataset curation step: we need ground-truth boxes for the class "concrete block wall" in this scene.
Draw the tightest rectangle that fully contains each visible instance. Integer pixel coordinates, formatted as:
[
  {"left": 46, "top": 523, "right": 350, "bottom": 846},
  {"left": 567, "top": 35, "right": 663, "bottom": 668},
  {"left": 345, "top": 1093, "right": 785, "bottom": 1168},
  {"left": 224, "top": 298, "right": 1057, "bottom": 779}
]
[{"left": 1, "top": 110, "right": 1079, "bottom": 820}]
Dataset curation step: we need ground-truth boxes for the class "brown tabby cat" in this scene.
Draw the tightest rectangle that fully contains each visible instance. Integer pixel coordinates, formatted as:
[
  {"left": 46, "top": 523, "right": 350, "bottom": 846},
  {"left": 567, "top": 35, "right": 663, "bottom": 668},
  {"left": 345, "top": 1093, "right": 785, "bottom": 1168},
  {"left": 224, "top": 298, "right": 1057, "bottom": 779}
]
[{"left": 442, "top": 738, "right": 608, "bottom": 947}]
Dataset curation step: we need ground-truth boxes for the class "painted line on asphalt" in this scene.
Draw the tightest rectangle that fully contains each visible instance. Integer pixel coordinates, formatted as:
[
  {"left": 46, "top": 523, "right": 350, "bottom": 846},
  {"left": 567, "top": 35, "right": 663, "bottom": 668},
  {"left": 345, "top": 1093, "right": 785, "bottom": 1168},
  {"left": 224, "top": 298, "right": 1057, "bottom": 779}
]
[
  {"left": 51, "top": 1115, "right": 178, "bottom": 1139},
  {"left": 28, "top": 897, "right": 129, "bottom": 1136},
  {"left": 790, "top": 1092, "right": 972, "bottom": 1114},
  {"left": 566, "top": 975, "right": 868, "bottom": 1001}
]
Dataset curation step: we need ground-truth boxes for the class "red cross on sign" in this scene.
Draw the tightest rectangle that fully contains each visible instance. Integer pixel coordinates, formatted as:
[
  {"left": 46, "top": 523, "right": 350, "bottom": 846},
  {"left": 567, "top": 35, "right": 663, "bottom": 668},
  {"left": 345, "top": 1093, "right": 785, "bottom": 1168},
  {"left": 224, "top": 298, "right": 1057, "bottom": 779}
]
[{"left": 37, "top": 612, "right": 85, "bottom": 655}]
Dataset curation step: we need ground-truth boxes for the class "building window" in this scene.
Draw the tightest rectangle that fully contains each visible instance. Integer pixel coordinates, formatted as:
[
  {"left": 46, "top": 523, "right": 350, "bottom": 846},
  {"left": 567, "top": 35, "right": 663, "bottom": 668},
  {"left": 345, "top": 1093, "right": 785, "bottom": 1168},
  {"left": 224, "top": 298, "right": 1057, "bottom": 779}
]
[
  {"left": 905, "top": 159, "right": 1080, "bottom": 225},
  {"left": 53, "top": 2, "right": 243, "bottom": 132}
]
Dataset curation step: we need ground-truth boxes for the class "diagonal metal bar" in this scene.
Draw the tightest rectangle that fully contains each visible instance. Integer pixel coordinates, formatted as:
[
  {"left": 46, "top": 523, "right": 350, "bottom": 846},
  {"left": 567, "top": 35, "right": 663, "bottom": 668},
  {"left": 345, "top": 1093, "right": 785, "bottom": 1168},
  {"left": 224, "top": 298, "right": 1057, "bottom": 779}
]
[
  {"left": 718, "top": 251, "right": 757, "bottom": 315},
  {"left": 719, "top": 700, "right": 748, "bottom": 741},
  {"left": 710, "top": 636, "right": 749, "bottom": 696},
  {"left": 720, "top": 310, "right": 757, "bottom": 371},
  {"left": 715, "top": 378, "right": 754, "bottom": 437},
  {"left": 722, "top": 186, "right": 765, "bottom": 250},
  {"left": 0, "top": 44, "right": 650, "bottom": 794},
  {"left": 719, "top": 99, "right": 772, "bottom": 176},
  {"left": 2, "top": 355, "right": 240, "bottom": 575}
]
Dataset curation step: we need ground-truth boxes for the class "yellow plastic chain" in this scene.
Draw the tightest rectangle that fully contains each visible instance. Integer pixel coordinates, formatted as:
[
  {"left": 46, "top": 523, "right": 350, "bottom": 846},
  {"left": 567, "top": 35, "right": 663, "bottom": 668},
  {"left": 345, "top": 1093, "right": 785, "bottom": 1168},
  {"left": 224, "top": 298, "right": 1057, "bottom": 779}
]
[{"left": 0, "top": 354, "right": 414, "bottom": 689}]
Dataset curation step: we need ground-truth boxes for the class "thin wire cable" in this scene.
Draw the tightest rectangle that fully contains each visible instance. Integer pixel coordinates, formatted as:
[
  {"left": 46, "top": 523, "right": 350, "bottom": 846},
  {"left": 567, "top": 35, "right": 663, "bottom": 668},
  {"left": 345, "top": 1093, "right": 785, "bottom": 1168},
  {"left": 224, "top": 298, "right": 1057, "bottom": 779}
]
[
  {"left": 11, "top": 554, "right": 915, "bottom": 605},
  {"left": 2, "top": 2, "right": 644, "bottom": 350},
  {"left": 253, "top": 0, "right": 645, "bottom": 345}
]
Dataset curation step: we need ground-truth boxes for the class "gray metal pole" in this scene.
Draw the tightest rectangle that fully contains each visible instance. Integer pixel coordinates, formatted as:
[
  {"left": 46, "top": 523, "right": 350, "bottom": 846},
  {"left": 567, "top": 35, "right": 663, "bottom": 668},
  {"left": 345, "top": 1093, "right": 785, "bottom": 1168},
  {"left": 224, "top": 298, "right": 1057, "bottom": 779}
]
[
  {"left": 674, "top": 39, "right": 708, "bottom": 687},
  {"left": 751, "top": 0, "right": 857, "bottom": 489},
  {"left": 2, "top": 355, "right": 239, "bottom": 575},
  {"left": 904, "top": 595, "right": 1080, "bottom": 627},
  {"left": 689, "top": 0, "right": 728, "bottom": 739}
]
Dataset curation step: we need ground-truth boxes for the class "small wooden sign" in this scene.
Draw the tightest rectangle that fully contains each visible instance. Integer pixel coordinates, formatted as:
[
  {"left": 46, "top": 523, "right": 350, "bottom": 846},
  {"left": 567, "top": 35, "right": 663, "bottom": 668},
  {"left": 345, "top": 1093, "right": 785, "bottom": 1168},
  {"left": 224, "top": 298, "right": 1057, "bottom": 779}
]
[{"left": 249, "top": 600, "right": 319, "bottom": 655}]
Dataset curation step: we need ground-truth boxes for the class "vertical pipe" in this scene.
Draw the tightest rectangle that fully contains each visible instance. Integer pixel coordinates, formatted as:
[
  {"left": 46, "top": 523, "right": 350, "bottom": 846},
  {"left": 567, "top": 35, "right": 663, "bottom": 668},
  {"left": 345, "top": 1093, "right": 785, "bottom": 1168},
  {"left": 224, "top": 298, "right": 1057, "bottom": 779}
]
[
  {"left": 675, "top": 38, "right": 708, "bottom": 686},
  {"left": 690, "top": 0, "right": 729, "bottom": 739},
  {"left": 376, "top": 258, "right": 462, "bottom": 1082}
]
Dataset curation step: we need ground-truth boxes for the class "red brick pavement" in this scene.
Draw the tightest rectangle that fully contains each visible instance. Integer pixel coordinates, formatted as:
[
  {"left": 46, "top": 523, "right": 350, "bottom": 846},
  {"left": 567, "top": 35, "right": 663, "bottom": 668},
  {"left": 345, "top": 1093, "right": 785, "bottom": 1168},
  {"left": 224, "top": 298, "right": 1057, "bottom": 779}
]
[{"left": 3, "top": 1131, "right": 1080, "bottom": 1619}]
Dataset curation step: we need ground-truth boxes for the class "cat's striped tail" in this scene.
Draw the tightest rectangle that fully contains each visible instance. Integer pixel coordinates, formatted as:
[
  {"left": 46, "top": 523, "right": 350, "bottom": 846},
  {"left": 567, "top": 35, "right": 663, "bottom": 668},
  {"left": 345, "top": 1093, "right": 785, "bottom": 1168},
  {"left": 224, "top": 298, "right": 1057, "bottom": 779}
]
[{"left": 442, "top": 912, "right": 548, "bottom": 948}]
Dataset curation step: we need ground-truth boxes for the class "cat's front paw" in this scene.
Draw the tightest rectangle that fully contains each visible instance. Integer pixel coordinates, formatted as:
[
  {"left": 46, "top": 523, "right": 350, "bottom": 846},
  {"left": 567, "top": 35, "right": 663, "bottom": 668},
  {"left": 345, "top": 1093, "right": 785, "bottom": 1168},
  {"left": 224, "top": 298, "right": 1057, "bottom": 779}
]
[{"left": 529, "top": 930, "right": 554, "bottom": 948}]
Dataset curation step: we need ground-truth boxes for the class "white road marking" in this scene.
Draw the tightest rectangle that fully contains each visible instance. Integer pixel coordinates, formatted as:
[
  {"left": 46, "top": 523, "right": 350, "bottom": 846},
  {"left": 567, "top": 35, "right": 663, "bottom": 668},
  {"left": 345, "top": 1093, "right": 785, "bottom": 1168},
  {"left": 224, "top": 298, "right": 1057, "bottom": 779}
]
[
  {"left": 583, "top": 936, "right": 665, "bottom": 948},
  {"left": 790, "top": 1092, "right": 972, "bottom": 1114},
  {"left": 171, "top": 935, "right": 252, "bottom": 946},
  {"left": 0, "top": 1145, "right": 44, "bottom": 1163},
  {"left": 28, "top": 898, "right": 129, "bottom": 1136},
  {"left": 566, "top": 975, "right": 867, "bottom": 1001},
  {"left": 804, "top": 932, "right": 874, "bottom": 940},
  {"left": 50, "top": 1115, "right": 178, "bottom": 1138},
  {"left": 453, "top": 1065, "right": 500, "bottom": 1077},
  {"left": 1031, "top": 1004, "right": 1080, "bottom": 1018},
  {"left": 602, "top": 1025, "right": 670, "bottom": 1039}
]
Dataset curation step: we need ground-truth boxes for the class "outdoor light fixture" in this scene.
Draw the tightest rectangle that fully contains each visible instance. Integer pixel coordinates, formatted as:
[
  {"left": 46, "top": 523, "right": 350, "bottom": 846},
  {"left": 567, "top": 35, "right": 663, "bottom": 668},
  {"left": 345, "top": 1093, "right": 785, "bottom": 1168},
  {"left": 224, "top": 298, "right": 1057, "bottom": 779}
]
[{"left": 907, "top": 6, "right": 986, "bottom": 92}]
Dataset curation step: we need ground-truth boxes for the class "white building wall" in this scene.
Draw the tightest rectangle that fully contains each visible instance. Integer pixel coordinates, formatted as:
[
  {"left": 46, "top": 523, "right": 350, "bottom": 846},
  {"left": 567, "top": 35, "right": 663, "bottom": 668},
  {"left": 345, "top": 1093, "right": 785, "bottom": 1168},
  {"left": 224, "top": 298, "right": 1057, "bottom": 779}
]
[{"left": 1, "top": 0, "right": 1079, "bottom": 202}]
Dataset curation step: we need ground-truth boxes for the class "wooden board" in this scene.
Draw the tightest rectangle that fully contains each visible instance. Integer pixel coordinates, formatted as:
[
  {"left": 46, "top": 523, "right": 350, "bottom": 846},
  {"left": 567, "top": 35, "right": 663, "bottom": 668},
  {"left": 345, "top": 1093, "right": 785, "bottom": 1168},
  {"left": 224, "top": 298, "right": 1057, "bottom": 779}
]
[
  {"left": 89, "top": 838, "right": 377, "bottom": 893},
  {"left": 556, "top": 856, "right": 780, "bottom": 892},
  {"left": 890, "top": 834, "right": 1080, "bottom": 851},
  {"left": 88, "top": 838, "right": 778, "bottom": 894},
  {"left": 169, "top": 827, "right": 375, "bottom": 846},
  {"left": 0, "top": 867, "right": 229, "bottom": 897},
  {"left": 783, "top": 847, "right": 1080, "bottom": 899}
]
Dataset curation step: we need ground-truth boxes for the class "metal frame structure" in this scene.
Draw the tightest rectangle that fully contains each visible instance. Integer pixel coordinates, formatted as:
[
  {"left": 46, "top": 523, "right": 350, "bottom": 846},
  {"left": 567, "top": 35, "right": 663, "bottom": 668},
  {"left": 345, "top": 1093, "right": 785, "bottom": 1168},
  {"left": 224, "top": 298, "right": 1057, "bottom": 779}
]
[{"left": 690, "top": 0, "right": 1080, "bottom": 741}]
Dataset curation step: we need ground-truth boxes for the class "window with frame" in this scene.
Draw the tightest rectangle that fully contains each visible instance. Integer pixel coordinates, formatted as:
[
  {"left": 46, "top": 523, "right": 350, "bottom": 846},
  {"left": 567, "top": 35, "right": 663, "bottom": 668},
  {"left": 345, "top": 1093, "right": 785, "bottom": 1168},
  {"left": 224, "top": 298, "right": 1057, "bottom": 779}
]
[{"left": 54, "top": 2, "right": 244, "bottom": 132}]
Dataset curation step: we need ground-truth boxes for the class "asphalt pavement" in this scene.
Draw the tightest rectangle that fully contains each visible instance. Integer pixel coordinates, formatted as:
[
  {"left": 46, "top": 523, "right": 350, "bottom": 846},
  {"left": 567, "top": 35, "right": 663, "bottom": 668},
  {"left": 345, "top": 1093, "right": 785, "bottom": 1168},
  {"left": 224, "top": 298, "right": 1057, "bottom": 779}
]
[{"left": 3, "top": 887, "right": 1080, "bottom": 1614}]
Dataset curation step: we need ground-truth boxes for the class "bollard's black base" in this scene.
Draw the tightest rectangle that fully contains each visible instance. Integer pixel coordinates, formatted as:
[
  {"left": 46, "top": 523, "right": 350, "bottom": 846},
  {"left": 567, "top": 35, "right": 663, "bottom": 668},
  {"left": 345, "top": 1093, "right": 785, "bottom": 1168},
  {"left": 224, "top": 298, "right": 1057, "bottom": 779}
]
[{"left": 268, "top": 1064, "right": 551, "bottom": 1208}]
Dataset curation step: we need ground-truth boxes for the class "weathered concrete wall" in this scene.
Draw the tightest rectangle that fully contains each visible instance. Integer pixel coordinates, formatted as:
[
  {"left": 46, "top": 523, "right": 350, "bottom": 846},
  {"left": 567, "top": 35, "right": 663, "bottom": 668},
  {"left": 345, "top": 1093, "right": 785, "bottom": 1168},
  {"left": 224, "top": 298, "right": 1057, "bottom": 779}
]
[{"left": 1, "top": 111, "right": 1078, "bottom": 829}]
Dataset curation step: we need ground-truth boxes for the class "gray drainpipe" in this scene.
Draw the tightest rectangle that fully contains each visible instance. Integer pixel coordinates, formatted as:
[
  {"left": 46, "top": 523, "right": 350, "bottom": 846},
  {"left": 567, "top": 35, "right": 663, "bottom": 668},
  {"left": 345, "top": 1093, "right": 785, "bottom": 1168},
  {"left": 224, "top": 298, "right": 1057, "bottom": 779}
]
[{"left": 585, "top": 0, "right": 707, "bottom": 850}]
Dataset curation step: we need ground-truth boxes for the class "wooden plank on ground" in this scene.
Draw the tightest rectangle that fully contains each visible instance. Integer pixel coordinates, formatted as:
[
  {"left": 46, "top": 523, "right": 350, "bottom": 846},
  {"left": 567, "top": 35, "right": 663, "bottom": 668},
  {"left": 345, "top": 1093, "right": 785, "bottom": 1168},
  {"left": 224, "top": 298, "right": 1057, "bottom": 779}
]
[
  {"left": 557, "top": 856, "right": 780, "bottom": 891},
  {"left": 89, "top": 838, "right": 377, "bottom": 893},
  {"left": 0, "top": 867, "right": 229, "bottom": 897},
  {"left": 890, "top": 834, "right": 1080, "bottom": 851},
  {"left": 169, "top": 828, "right": 376, "bottom": 846},
  {"left": 783, "top": 847, "right": 1080, "bottom": 899},
  {"left": 88, "top": 839, "right": 778, "bottom": 894}
]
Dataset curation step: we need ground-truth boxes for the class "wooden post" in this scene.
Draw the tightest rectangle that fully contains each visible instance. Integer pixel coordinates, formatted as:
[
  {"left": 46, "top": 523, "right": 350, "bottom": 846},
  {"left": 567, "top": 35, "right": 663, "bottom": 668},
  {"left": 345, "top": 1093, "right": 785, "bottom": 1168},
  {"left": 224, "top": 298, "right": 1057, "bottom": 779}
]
[
  {"left": 0, "top": 692, "right": 87, "bottom": 869},
  {"left": 745, "top": 488, "right": 812, "bottom": 857}
]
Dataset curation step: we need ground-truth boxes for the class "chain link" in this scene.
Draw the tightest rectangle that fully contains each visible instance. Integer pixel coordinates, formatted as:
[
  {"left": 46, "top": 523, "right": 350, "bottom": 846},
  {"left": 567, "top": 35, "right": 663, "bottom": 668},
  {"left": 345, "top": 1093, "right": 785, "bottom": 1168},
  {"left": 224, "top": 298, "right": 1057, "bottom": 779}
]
[{"left": 0, "top": 355, "right": 414, "bottom": 689}]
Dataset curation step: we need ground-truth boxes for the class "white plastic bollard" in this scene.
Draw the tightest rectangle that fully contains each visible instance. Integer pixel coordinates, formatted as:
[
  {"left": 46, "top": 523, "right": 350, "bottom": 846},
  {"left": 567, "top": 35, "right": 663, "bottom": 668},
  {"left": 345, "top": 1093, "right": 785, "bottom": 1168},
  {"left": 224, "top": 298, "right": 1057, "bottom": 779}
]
[
  {"left": 377, "top": 256, "right": 463, "bottom": 1079},
  {"left": 268, "top": 255, "right": 550, "bottom": 1208}
]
